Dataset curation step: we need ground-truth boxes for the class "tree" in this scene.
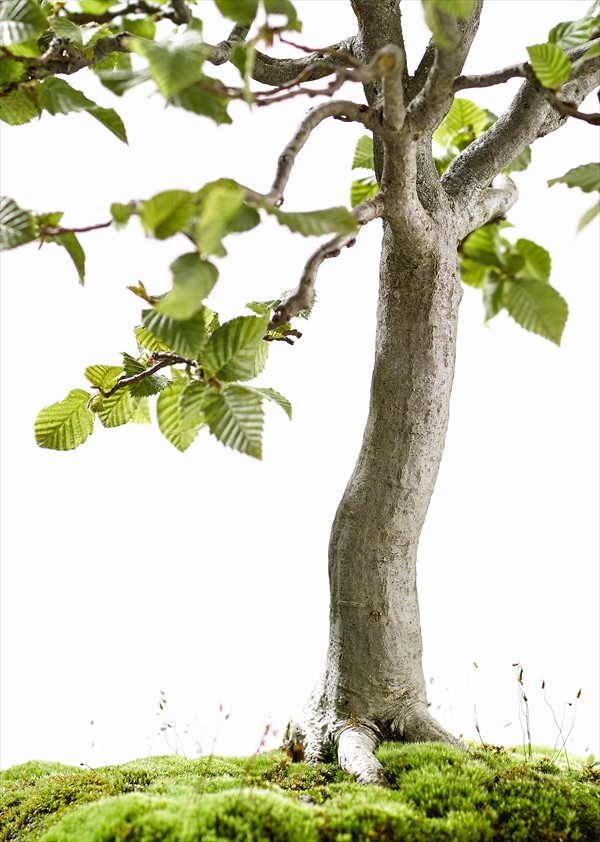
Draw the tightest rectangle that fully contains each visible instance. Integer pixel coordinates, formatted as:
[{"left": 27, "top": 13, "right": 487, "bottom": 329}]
[{"left": 1, "top": 0, "right": 598, "bottom": 783}]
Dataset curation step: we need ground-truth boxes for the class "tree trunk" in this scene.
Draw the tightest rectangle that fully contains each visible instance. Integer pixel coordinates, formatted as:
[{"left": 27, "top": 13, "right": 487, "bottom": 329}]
[{"left": 286, "top": 220, "right": 463, "bottom": 783}]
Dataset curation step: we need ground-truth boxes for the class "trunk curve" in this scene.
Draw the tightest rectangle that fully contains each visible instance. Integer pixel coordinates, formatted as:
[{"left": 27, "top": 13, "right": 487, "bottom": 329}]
[{"left": 285, "top": 221, "right": 463, "bottom": 778}]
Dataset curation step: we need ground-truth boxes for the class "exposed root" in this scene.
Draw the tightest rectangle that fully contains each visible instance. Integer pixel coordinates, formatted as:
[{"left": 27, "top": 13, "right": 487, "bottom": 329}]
[
  {"left": 396, "top": 703, "right": 464, "bottom": 748},
  {"left": 337, "top": 724, "right": 386, "bottom": 785}
]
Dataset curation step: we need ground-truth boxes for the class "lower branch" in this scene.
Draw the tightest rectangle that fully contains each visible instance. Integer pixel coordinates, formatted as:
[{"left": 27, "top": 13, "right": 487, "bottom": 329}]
[
  {"left": 269, "top": 194, "right": 384, "bottom": 329},
  {"left": 454, "top": 174, "right": 519, "bottom": 240}
]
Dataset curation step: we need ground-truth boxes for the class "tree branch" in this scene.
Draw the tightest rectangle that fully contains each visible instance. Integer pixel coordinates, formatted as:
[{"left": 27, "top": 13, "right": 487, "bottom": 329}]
[
  {"left": 454, "top": 63, "right": 527, "bottom": 91},
  {"left": 268, "top": 194, "right": 384, "bottom": 329},
  {"left": 454, "top": 175, "right": 519, "bottom": 240},
  {"left": 407, "top": 0, "right": 483, "bottom": 137},
  {"left": 96, "top": 354, "right": 195, "bottom": 398}
]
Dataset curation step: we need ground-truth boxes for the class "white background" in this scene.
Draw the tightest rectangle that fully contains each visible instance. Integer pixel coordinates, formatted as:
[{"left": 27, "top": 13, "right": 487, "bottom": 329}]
[{"left": 1, "top": 0, "right": 598, "bottom": 769}]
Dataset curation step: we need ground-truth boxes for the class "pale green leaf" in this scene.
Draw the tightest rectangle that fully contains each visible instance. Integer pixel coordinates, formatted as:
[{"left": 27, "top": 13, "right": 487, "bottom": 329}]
[
  {"left": 504, "top": 278, "right": 568, "bottom": 345},
  {"left": 577, "top": 199, "right": 600, "bottom": 232},
  {"left": 134, "top": 325, "right": 172, "bottom": 354},
  {"left": 573, "top": 40, "right": 600, "bottom": 71},
  {"left": 157, "top": 380, "right": 199, "bottom": 452},
  {"left": 111, "top": 202, "right": 135, "bottom": 229},
  {"left": 202, "top": 314, "right": 269, "bottom": 382},
  {"left": 422, "top": 1, "right": 474, "bottom": 50},
  {"left": 0, "top": 0, "right": 47, "bottom": 47},
  {"left": 352, "top": 135, "right": 374, "bottom": 171},
  {"left": 433, "top": 98, "right": 488, "bottom": 148},
  {"left": 548, "top": 163, "right": 600, "bottom": 193},
  {"left": 350, "top": 177, "right": 379, "bottom": 209},
  {"left": 0, "top": 87, "right": 40, "bottom": 125},
  {"left": 548, "top": 11, "right": 596, "bottom": 49},
  {"left": 482, "top": 277, "right": 505, "bottom": 322},
  {"left": 84, "top": 364, "right": 123, "bottom": 391},
  {"left": 263, "top": 204, "right": 358, "bottom": 236},
  {"left": 0, "top": 195, "right": 35, "bottom": 250},
  {"left": 459, "top": 257, "right": 488, "bottom": 288},
  {"left": 49, "top": 16, "right": 83, "bottom": 45},
  {"left": 155, "top": 255, "right": 218, "bottom": 320},
  {"left": 515, "top": 239, "right": 551, "bottom": 283},
  {"left": 129, "top": 32, "right": 208, "bottom": 99},
  {"left": 432, "top": 0, "right": 475, "bottom": 18},
  {"left": 503, "top": 146, "right": 532, "bottom": 174},
  {"left": 122, "top": 16, "right": 156, "bottom": 40},
  {"left": 170, "top": 82, "right": 232, "bottom": 125},
  {"left": 142, "top": 309, "right": 207, "bottom": 357},
  {"left": 243, "top": 386, "right": 292, "bottom": 419},
  {"left": 203, "top": 384, "right": 263, "bottom": 458},
  {"left": 96, "top": 389, "right": 137, "bottom": 428},
  {"left": 193, "top": 180, "right": 245, "bottom": 256},
  {"left": 214, "top": 0, "right": 258, "bottom": 26},
  {"left": 527, "top": 43, "right": 572, "bottom": 89},
  {"left": 179, "top": 379, "right": 207, "bottom": 426},
  {"left": 121, "top": 351, "right": 168, "bottom": 396},
  {"left": 263, "top": 0, "right": 301, "bottom": 32},
  {"left": 35, "top": 389, "right": 94, "bottom": 450},
  {"left": 460, "top": 224, "right": 503, "bottom": 268},
  {"left": 140, "top": 190, "right": 194, "bottom": 239},
  {"left": 131, "top": 396, "right": 151, "bottom": 424}
]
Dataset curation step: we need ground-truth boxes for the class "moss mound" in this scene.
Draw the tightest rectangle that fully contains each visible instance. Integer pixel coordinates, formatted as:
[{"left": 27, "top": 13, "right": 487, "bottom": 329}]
[{"left": 1, "top": 744, "right": 598, "bottom": 841}]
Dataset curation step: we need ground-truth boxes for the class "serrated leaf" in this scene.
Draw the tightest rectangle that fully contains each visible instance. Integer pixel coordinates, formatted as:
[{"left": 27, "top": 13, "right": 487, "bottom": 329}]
[
  {"left": 170, "top": 82, "right": 232, "bottom": 125},
  {"left": 157, "top": 380, "right": 199, "bottom": 452},
  {"left": 129, "top": 32, "right": 208, "bottom": 99},
  {"left": 0, "top": 86, "right": 40, "bottom": 125},
  {"left": 202, "top": 315, "right": 269, "bottom": 382},
  {"left": 0, "top": 55, "right": 26, "bottom": 86},
  {"left": 155, "top": 254, "right": 218, "bottom": 320},
  {"left": 548, "top": 163, "right": 600, "bottom": 194},
  {"left": 573, "top": 40, "right": 600, "bottom": 71},
  {"left": 0, "top": 195, "right": 35, "bottom": 249},
  {"left": 140, "top": 190, "right": 194, "bottom": 240},
  {"left": 203, "top": 384, "right": 263, "bottom": 458},
  {"left": 527, "top": 43, "right": 572, "bottom": 90},
  {"left": 548, "top": 13, "right": 595, "bottom": 49},
  {"left": 352, "top": 135, "right": 374, "bottom": 171},
  {"left": 49, "top": 16, "right": 83, "bottom": 45},
  {"left": 461, "top": 224, "right": 503, "bottom": 268},
  {"left": 38, "top": 77, "right": 127, "bottom": 142},
  {"left": 482, "top": 277, "right": 505, "bottom": 322},
  {"left": 214, "top": 0, "right": 258, "bottom": 26},
  {"left": 134, "top": 325, "right": 172, "bottom": 354},
  {"left": 515, "top": 239, "right": 551, "bottom": 283},
  {"left": 243, "top": 386, "right": 292, "bottom": 419},
  {"left": 51, "top": 232, "right": 86, "bottom": 284},
  {"left": 96, "top": 389, "right": 137, "bottom": 427},
  {"left": 263, "top": 203, "right": 357, "bottom": 236},
  {"left": 131, "top": 396, "right": 151, "bottom": 424},
  {"left": 504, "top": 278, "right": 568, "bottom": 345},
  {"left": 121, "top": 351, "right": 168, "bottom": 396},
  {"left": 142, "top": 309, "right": 207, "bottom": 357},
  {"left": 111, "top": 201, "right": 135, "bottom": 229},
  {"left": 350, "top": 177, "right": 379, "bottom": 209},
  {"left": 459, "top": 257, "right": 488, "bottom": 288},
  {"left": 84, "top": 364, "right": 123, "bottom": 391},
  {"left": 577, "top": 199, "right": 600, "bottom": 232},
  {"left": 88, "top": 105, "right": 127, "bottom": 143},
  {"left": 179, "top": 379, "right": 207, "bottom": 426},
  {"left": 433, "top": 98, "right": 489, "bottom": 148},
  {"left": 35, "top": 388, "right": 94, "bottom": 450},
  {"left": 0, "top": 0, "right": 47, "bottom": 47},
  {"left": 193, "top": 180, "right": 245, "bottom": 256}
]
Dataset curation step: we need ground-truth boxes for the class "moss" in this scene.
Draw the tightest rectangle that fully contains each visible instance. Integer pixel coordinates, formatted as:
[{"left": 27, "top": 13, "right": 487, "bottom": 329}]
[{"left": 1, "top": 745, "right": 598, "bottom": 842}]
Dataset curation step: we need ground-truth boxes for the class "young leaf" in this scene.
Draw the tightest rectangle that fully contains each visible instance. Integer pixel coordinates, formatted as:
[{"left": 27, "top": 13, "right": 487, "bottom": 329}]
[
  {"left": 548, "top": 163, "right": 600, "bottom": 193},
  {"left": 84, "top": 364, "right": 124, "bottom": 391},
  {"left": 203, "top": 384, "right": 264, "bottom": 459},
  {"left": 142, "top": 309, "right": 207, "bottom": 357},
  {"left": 214, "top": 0, "right": 258, "bottom": 26},
  {"left": 0, "top": 87, "right": 40, "bottom": 125},
  {"left": 527, "top": 43, "right": 572, "bottom": 90},
  {"left": 131, "top": 396, "right": 151, "bottom": 424},
  {"left": 503, "top": 278, "right": 568, "bottom": 345},
  {"left": 431, "top": 0, "right": 475, "bottom": 17},
  {"left": 170, "top": 82, "right": 232, "bottom": 125},
  {"left": 503, "top": 146, "right": 532, "bottom": 175},
  {"left": 482, "top": 277, "right": 505, "bottom": 322},
  {"left": 193, "top": 180, "right": 245, "bottom": 256},
  {"left": 134, "top": 325, "right": 172, "bottom": 354},
  {"left": 155, "top": 254, "right": 218, "bottom": 320},
  {"left": 242, "top": 386, "right": 292, "bottom": 419},
  {"left": 263, "top": 0, "right": 301, "bottom": 32},
  {"left": 96, "top": 389, "right": 137, "bottom": 428},
  {"left": 548, "top": 10, "right": 597, "bottom": 49},
  {"left": 263, "top": 204, "right": 357, "bottom": 236},
  {"left": 433, "top": 98, "right": 488, "bottom": 148},
  {"left": 0, "top": 195, "right": 35, "bottom": 249},
  {"left": 121, "top": 351, "right": 168, "bottom": 396},
  {"left": 87, "top": 105, "right": 127, "bottom": 143},
  {"left": 38, "top": 78, "right": 127, "bottom": 142},
  {"left": 51, "top": 232, "right": 86, "bottom": 284},
  {"left": 179, "top": 379, "right": 208, "bottom": 426},
  {"left": 577, "top": 199, "right": 600, "bottom": 232},
  {"left": 351, "top": 177, "right": 379, "bottom": 209},
  {"left": 111, "top": 202, "right": 135, "bottom": 229},
  {"left": 129, "top": 32, "right": 208, "bottom": 99},
  {"left": 460, "top": 224, "right": 503, "bottom": 268},
  {"left": 0, "top": 0, "right": 48, "bottom": 47},
  {"left": 515, "top": 239, "right": 551, "bottom": 284},
  {"left": 352, "top": 135, "right": 375, "bottom": 171},
  {"left": 157, "top": 380, "right": 200, "bottom": 452},
  {"left": 422, "top": 1, "right": 475, "bottom": 50},
  {"left": 459, "top": 257, "right": 489, "bottom": 288},
  {"left": 35, "top": 389, "right": 94, "bottom": 451},
  {"left": 202, "top": 315, "right": 269, "bottom": 382},
  {"left": 140, "top": 190, "right": 194, "bottom": 240}
]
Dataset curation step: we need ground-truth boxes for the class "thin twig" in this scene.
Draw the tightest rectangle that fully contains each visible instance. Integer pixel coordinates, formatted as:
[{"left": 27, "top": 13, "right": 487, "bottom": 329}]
[
  {"left": 39, "top": 221, "right": 113, "bottom": 236},
  {"left": 97, "top": 353, "right": 197, "bottom": 398}
]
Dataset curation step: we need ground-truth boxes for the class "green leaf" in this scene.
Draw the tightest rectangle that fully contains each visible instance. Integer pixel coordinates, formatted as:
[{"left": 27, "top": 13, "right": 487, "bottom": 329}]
[
  {"left": 134, "top": 325, "right": 172, "bottom": 354},
  {"left": 142, "top": 309, "right": 207, "bottom": 357},
  {"left": 548, "top": 163, "right": 600, "bottom": 193},
  {"left": 122, "top": 16, "right": 156, "bottom": 40},
  {"left": 422, "top": 1, "right": 474, "bottom": 49},
  {"left": 515, "top": 239, "right": 551, "bottom": 284},
  {"left": 154, "top": 254, "right": 219, "bottom": 321},
  {"left": 577, "top": 199, "right": 600, "bottom": 232},
  {"left": 193, "top": 180, "right": 245, "bottom": 256},
  {"left": 350, "top": 177, "right": 379, "bottom": 209},
  {"left": 227, "top": 203, "right": 260, "bottom": 234},
  {"left": 203, "top": 384, "right": 263, "bottom": 458},
  {"left": 88, "top": 105, "right": 127, "bottom": 143},
  {"left": 503, "top": 146, "right": 532, "bottom": 175},
  {"left": 111, "top": 201, "right": 135, "bottom": 229},
  {"left": 0, "top": 195, "right": 35, "bottom": 249},
  {"left": 431, "top": 0, "right": 475, "bottom": 17},
  {"left": 263, "top": 203, "right": 357, "bottom": 237},
  {"left": 170, "top": 81, "right": 232, "bottom": 125},
  {"left": 202, "top": 314, "right": 269, "bottom": 382},
  {"left": 51, "top": 232, "right": 86, "bottom": 284},
  {"left": 263, "top": 0, "right": 301, "bottom": 32},
  {"left": 35, "top": 389, "right": 94, "bottom": 450},
  {"left": 243, "top": 386, "right": 292, "bottom": 419},
  {"left": 157, "top": 380, "right": 199, "bottom": 452},
  {"left": 129, "top": 32, "right": 208, "bottom": 99},
  {"left": 352, "top": 135, "right": 374, "bottom": 171},
  {"left": 460, "top": 224, "right": 503, "bottom": 268},
  {"left": 0, "top": 0, "right": 47, "bottom": 47},
  {"left": 121, "top": 351, "right": 168, "bottom": 396},
  {"left": 39, "top": 77, "right": 127, "bottom": 142},
  {"left": 548, "top": 12, "right": 596, "bottom": 49},
  {"left": 140, "top": 190, "right": 194, "bottom": 239},
  {"left": 0, "top": 86, "right": 40, "bottom": 125},
  {"left": 572, "top": 40, "right": 600, "bottom": 71},
  {"left": 433, "top": 97, "right": 488, "bottom": 148},
  {"left": 179, "top": 379, "right": 207, "bottom": 426},
  {"left": 96, "top": 389, "right": 137, "bottom": 428},
  {"left": 84, "top": 364, "right": 123, "bottom": 391},
  {"left": 503, "top": 278, "right": 568, "bottom": 345},
  {"left": 214, "top": 0, "right": 258, "bottom": 26},
  {"left": 482, "top": 277, "right": 505, "bottom": 322},
  {"left": 49, "top": 16, "right": 83, "bottom": 45},
  {"left": 0, "top": 55, "right": 26, "bottom": 86},
  {"left": 131, "top": 396, "right": 151, "bottom": 424},
  {"left": 459, "top": 257, "right": 489, "bottom": 288},
  {"left": 527, "top": 43, "right": 572, "bottom": 90}
]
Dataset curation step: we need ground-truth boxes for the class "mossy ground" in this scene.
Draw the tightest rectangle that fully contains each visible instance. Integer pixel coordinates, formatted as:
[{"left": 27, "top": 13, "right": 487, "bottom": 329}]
[{"left": 1, "top": 744, "right": 598, "bottom": 841}]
